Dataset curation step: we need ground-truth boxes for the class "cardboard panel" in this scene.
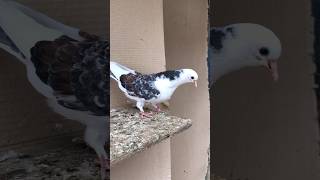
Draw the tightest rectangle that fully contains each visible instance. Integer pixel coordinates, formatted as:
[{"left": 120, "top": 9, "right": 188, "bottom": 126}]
[
  {"left": 163, "top": 0, "right": 210, "bottom": 179},
  {"left": 111, "top": 139, "right": 171, "bottom": 180},
  {"left": 110, "top": 0, "right": 166, "bottom": 108},
  {"left": 211, "top": 0, "right": 320, "bottom": 179},
  {"left": 110, "top": 0, "right": 171, "bottom": 179},
  {"left": 0, "top": 0, "right": 108, "bottom": 151}
]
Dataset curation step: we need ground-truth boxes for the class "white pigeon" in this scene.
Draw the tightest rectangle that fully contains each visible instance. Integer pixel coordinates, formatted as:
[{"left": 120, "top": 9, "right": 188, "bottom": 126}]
[
  {"left": 208, "top": 23, "right": 282, "bottom": 88},
  {"left": 110, "top": 61, "right": 198, "bottom": 117},
  {"left": 0, "top": 1, "right": 108, "bottom": 179}
]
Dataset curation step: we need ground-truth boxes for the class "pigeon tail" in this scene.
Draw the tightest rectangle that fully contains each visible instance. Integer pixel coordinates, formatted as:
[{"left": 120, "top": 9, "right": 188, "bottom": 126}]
[
  {"left": 110, "top": 61, "right": 136, "bottom": 81},
  {"left": 0, "top": 25, "right": 24, "bottom": 59},
  {"left": 0, "top": 0, "right": 63, "bottom": 60},
  {"left": 6, "top": 0, "right": 82, "bottom": 41}
]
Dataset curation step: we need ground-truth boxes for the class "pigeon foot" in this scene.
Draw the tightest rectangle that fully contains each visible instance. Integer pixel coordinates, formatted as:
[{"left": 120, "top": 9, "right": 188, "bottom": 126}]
[{"left": 139, "top": 112, "right": 153, "bottom": 118}]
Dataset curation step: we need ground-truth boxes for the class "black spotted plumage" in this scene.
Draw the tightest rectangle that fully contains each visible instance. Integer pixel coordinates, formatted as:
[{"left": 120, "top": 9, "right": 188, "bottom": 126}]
[
  {"left": 226, "top": 27, "right": 234, "bottom": 35},
  {"left": 154, "top": 70, "right": 182, "bottom": 80},
  {"left": 30, "top": 31, "right": 108, "bottom": 116},
  {"left": 71, "top": 39, "right": 109, "bottom": 115},
  {"left": 210, "top": 28, "right": 226, "bottom": 50},
  {"left": 209, "top": 26, "right": 235, "bottom": 50},
  {"left": 120, "top": 73, "right": 160, "bottom": 100}
]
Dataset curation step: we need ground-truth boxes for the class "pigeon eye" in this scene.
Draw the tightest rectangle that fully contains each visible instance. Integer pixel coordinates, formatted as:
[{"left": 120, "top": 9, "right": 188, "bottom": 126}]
[
  {"left": 259, "top": 47, "right": 269, "bottom": 56},
  {"left": 191, "top": 76, "right": 194, "bottom": 80}
]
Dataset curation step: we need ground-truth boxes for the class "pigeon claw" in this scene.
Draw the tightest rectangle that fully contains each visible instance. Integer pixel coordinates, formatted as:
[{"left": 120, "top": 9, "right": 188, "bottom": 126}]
[
  {"left": 139, "top": 112, "right": 153, "bottom": 118},
  {"left": 155, "top": 106, "right": 162, "bottom": 113}
]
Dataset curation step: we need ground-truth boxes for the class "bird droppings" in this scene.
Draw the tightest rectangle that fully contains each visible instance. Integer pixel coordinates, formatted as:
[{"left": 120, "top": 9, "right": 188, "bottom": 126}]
[
  {"left": 110, "top": 108, "right": 192, "bottom": 165},
  {"left": 0, "top": 141, "right": 109, "bottom": 180}
]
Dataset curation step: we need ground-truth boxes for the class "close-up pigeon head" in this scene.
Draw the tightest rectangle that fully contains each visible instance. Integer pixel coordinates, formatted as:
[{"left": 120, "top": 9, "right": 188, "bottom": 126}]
[
  {"left": 208, "top": 23, "right": 282, "bottom": 86},
  {"left": 237, "top": 23, "right": 282, "bottom": 81},
  {"left": 225, "top": 23, "right": 282, "bottom": 81},
  {"left": 180, "top": 69, "right": 199, "bottom": 87}
]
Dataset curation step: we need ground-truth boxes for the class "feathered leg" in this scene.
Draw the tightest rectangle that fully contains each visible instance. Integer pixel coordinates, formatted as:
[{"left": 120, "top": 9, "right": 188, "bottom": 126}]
[
  {"left": 136, "top": 101, "right": 152, "bottom": 118},
  {"left": 84, "top": 120, "right": 109, "bottom": 180}
]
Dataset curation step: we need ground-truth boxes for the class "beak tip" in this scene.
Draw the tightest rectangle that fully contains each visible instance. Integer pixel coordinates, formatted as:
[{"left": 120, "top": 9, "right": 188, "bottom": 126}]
[{"left": 267, "top": 60, "right": 279, "bottom": 82}]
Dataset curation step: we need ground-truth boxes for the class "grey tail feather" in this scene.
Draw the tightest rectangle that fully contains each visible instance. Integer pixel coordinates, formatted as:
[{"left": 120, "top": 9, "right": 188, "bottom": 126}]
[{"left": 0, "top": 26, "right": 25, "bottom": 58}]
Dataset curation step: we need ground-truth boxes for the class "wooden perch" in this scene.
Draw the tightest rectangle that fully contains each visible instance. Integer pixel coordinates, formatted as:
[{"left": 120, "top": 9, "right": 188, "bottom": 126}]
[{"left": 110, "top": 108, "right": 192, "bottom": 166}]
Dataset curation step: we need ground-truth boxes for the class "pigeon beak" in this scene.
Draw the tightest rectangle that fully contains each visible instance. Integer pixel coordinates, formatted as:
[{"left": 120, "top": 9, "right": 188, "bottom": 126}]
[
  {"left": 193, "top": 80, "right": 198, "bottom": 87},
  {"left": 267, "top": 60, "right": 279, "bottom": 82}
]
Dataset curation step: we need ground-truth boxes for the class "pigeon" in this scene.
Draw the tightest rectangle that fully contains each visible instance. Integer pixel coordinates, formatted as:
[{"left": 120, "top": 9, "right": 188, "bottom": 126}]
[
  {"left": 208, "top": 23, "right": 282, "bottom": 88},
  {"left": 0, "top": 1, "right": 108, "bottom": 179},
  {"left": 110, "top": 61, "right": 198, "bottom": 117}
]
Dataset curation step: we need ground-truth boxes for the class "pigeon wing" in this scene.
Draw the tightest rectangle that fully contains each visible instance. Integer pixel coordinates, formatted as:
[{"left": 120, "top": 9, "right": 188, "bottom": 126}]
[
  {"left": 30, "top": 32, "right": 108, "bottom": 116},
  {"left": 119, "top": 73, "right": 160, "bottom": 100}
]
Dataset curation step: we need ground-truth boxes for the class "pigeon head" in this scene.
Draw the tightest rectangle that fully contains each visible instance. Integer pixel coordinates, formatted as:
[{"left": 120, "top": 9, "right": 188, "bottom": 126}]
[
  {"left": 210, "top": 23, "right": 282, "bottom": 83},
  {"left": 179, "top": 69, "right": 199, "bottom": 87},
  {"left": 230, "top": 23, "right": 282, "bottom": 81}
]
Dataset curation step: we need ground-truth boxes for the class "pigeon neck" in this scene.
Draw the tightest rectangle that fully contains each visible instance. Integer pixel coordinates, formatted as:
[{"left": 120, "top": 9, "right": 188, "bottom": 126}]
[
  {"left": 212, "top": 50, "right": 253, "bottom": 82},
  {"left": 165, "top": 74, "right": 193, "bottom": 90},
  {"left": 169, "top": 79, "right": 188, "bottom": 88},
  {"left": 213, "top": 59, "right": 244, "bottom": 81}
]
